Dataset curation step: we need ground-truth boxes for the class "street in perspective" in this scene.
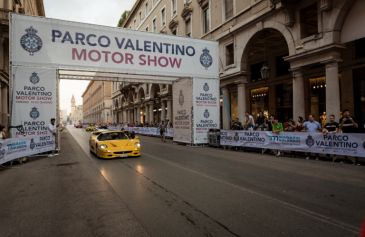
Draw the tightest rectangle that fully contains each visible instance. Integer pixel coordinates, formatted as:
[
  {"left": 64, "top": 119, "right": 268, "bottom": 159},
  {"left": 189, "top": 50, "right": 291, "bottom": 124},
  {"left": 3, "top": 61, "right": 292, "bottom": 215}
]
[{"left": 1, "top": 0, "right": 365, "bottom": 237}]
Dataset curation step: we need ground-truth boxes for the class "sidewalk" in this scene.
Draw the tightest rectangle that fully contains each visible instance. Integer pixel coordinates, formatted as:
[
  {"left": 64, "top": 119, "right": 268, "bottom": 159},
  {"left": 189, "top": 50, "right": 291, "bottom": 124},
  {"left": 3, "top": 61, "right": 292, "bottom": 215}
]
[{"left": 0, "top": 131, "right": 149, "bottom": 237}]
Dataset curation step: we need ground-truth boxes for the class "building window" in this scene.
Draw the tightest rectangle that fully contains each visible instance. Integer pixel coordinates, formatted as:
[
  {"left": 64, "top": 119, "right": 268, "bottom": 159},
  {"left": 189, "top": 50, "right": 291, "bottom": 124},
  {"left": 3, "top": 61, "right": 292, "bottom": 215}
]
[
  {"left": 139, "top": 11, "right": 142, "bottom": 21},
  {"left": 225, "top": 43, "right": 234, "bottom": 66},
  {"left": 145, "top": 26, "right": 149, "bottom": 32},
  {"left": 145, "top": 2, "right": 149, "bottom": 16},
  {"left": 185, "top": 18, "right": 191, "bottom": 37},
  {"left": 202, "top": 5, "right": 210, "bottom": 34},
  {"left": 133, "top": 19, "right": 136, "bottom": 28},
  {"left": 152, "top": 18, "right": 157, "bottom": 32},
  {"left": 161, "top": 8, "right": 166, "bottom": 26},
  {"left": 300, "top": 3, "right": 318, "bottom": 38},
  {"left": 224, "top": 0, "right": 233, "bottom": 20},
  {"left": 172, "top": 0, "right": 177, "bottom": 16},
  {"left": 171, "top": 28, "right": 177, "bottom": 35}
]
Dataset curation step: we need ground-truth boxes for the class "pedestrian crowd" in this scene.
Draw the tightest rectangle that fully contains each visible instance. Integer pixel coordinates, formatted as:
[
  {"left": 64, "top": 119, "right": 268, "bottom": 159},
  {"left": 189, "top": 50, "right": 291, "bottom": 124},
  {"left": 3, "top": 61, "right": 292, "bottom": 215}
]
[{"left": 230, "top": 109, "right": 359, "bottom": 134}]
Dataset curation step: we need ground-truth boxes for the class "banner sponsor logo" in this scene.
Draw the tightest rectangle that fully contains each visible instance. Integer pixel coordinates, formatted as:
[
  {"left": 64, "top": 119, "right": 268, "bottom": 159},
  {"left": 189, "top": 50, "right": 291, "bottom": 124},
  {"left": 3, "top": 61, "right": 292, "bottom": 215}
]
[
  {"left": 200, "top": 48, "right": 213, "bottom": 69},
  {"left": 29, "top": 72, "right": 40, "bottom": 84},
  {"left": 20, "top": 26, "right": 43, "bottom": 55},
  {"left": 29, "top": 107, "right": 40, "bottom": 119},
  {"left": 0, "top": 143, "right": 5, "bottom": 159}
]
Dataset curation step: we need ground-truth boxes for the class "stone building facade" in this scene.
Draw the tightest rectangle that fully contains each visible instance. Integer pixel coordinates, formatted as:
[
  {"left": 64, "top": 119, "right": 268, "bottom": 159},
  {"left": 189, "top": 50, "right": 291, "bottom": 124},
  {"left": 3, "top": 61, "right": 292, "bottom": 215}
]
[
  {"left": 116, "top": 0, "right": 364, "bottom": 131},
  {"left": 0, "top": 0, "right": 45, "bottom": 126},
  {"left": 82, "top": 81, "right": 112, "bottom": 124}
]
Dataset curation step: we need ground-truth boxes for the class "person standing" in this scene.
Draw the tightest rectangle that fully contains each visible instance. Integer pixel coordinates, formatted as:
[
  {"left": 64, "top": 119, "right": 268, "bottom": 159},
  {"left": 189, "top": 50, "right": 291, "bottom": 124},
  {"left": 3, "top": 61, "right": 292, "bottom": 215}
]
[
  {"left": 47, "top": 118, "right": 58, "bottom": 157},
  {"left": 323, "top": 114, "right": 339, "bottom": 133},
  {"left": 244, "top": 112, "right": 255, "bottom": 131},
  {"left": 303, "top": 115, "right": 321, "bottom": 133},
  {"left": 159, "top": 121, "right": 166, "bottom": 142},
  {"left": 339, "top": 109, "right": 358, "bottom": 133},
  {"left": 255, "top": 112, "right": 267, "bottom": 131},
  {"left": 0, "top": 124, "right": 7, "bottom": 139}
]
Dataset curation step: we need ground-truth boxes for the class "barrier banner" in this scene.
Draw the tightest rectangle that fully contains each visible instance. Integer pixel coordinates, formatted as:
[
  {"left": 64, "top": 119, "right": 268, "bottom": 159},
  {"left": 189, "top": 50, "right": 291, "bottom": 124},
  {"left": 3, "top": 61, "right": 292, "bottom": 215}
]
[
  {"left": 0, "top": 136, "right": 55, "bottom": 165},
  {"left": 11, "top": 66, "right": 57, "bottom": 138},
  {"left": 220, "top": 130, "right": 365, "bottom": 158},
  {"left": 123, "top": 127, "right": 174, "bottom": 137}
]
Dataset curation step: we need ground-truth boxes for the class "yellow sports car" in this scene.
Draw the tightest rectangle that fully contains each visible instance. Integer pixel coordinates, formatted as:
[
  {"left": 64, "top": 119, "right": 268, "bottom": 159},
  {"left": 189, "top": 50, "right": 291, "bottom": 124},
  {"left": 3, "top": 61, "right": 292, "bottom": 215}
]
[
  {"left": 89, "top": 130, "right": 141, "bottom": 158},
  {"left": 85, "top": 124, "right": 96, "bottom": 132}
]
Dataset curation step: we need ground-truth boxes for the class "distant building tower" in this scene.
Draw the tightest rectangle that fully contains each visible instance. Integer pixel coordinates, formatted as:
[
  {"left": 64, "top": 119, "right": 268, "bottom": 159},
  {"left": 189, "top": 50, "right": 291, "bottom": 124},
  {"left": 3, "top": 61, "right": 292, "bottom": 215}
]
[
  {"left": 71, "top": 95, "right": 76, "bottom": 113},
  {"left": 70, "top": 95, "right": 83, "bottom": 124}
]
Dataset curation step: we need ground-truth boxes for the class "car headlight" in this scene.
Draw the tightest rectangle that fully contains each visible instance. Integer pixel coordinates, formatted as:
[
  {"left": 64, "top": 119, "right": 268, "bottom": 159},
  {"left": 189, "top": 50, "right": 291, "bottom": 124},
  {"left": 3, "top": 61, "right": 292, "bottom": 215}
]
[
  {"left": 99, "top": 144, "right": 108, "bottom": 149},
  {"left": 135, "top": 142, "right": 141, "bottom": 148}
]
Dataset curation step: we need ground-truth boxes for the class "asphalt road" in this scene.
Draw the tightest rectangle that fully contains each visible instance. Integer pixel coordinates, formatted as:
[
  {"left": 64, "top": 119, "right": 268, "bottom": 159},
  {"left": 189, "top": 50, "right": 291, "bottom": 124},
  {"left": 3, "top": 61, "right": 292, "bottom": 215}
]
[{"left": 68, "top": 126, "right": 365, "bottom": 237}]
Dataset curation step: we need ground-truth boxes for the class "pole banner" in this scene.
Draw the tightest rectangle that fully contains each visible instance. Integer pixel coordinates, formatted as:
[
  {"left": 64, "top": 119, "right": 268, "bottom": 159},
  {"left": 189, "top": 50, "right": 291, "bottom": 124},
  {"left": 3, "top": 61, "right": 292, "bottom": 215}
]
[
  {"left": 11, "top": 66, "right": 57, "bottom": 139},
  {"left": 192, "top": 78, "right": 220, "bottom": 144},
  {"left": 173, "top": 79, "right": 193, "bottom": 143},
  {"left": 220, "top": 130, "right": 365, "bottom": 158}
]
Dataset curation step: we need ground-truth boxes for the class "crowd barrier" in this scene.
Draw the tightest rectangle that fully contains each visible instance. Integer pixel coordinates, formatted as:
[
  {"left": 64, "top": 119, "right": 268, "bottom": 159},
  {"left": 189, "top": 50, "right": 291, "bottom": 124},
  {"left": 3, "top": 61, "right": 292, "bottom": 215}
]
[
  {"left": 220, "top": 130, "right": 365, "bottom": 158},
  {"left": 0, "top": 136, "right": 55, "bottom": 165},
  {"left": 2, "top": 127, "right": 364, "bottom": 165},
  {"left": 109, "top": 127, "right": 365, "bottom": 158}
]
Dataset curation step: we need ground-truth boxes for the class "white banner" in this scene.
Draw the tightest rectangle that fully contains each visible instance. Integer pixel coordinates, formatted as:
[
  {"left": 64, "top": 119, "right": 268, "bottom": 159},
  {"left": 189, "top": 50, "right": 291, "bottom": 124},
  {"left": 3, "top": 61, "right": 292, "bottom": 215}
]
[
  {"left": 220, "top": 130, "right": 365, "bottom": 158},
  {"left": 193, "top": 78, "right": 220, "bottom": 144},
  {"left": 11, "top": 14, "right": 218, "bottom": 79},
  {"left": 11, "top": 67, "right": 57, "bottom": 138},
  {"left": 0, "top": 135, "right": 55, "bottom": 165},
  {"left": 173, "top": 79, "right": 193, "bottom": 143}
]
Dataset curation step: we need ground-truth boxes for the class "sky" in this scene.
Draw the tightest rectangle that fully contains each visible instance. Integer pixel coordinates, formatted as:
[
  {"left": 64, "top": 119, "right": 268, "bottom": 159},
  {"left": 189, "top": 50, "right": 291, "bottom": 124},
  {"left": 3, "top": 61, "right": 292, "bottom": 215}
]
[{"left": 43, "top": 0, "right": 136, "bottom": 114}]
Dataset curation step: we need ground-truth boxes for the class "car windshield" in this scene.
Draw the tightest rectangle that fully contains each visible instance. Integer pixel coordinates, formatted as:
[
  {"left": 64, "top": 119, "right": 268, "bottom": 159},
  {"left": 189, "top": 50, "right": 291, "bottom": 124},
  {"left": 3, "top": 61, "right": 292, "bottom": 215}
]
[{"left": 98, "top": 132, "right": 129, "bottom": 141}]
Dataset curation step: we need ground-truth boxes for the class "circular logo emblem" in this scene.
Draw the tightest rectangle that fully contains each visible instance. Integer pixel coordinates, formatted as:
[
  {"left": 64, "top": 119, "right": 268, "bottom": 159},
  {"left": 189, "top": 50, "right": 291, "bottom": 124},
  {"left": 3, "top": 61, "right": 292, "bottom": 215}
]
[
  {"left": 29, "top": 72, "right": 40, "bottom": 84},
  {"left": 200, "top": 48, "right": 213, "bottom": 69},
  {"left": 29, "top": 107, "right": 40, "bottom": 120},
  {"left": 30, "top": 138, "right": 35, "bottom": 150},
  {"left": 20, "top": 26, "right": 43, "bottom": 56},
  {"left": 179, "top": 90, "right": 184, "bottom": 106},
  {"left": 305, "top": 135, "right": 315, "bottom": 147},
  {"left": 203, "top": 83, "right": 209, "bottom": 92},
  {"left": 203, "top": 109, "right": 210, "bottom": 118}
]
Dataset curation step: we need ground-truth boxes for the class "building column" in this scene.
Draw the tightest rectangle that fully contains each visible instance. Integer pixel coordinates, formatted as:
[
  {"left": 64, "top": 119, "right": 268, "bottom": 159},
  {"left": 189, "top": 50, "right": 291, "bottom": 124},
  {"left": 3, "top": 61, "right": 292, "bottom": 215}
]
[
  {"left": 325, "top": 61, "right": 341, "bottom": 120},
  {"left": 166, "top": 99, "right": 172, "bottom": 122},
  {"left": 237, "top": 83, "right": 246, "bottom": 122},
  {"left": 292, "top": 69, "right": 305, "bottom": 120},
  {"left": 149, "top": 102, "right": 154, "bottom": 124},
  {"left": 221, "top": 87, "right": 231, "bottom": 129},
  {"left": 136, "top": 106, "right": 141, "bottom": 124},
  {"left": 161, "top": 100, "right": 166, "bottom": 122},
  {"left": 144, "top": 104, "right": 150, "bottom": 123}
]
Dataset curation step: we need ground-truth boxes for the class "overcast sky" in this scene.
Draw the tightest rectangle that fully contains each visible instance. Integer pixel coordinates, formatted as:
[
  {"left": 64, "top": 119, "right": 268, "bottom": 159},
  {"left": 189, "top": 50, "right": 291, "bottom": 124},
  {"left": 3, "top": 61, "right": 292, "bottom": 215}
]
[{"left": 43, "top": 0, "right": 135, "bottom": 114}]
